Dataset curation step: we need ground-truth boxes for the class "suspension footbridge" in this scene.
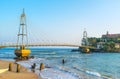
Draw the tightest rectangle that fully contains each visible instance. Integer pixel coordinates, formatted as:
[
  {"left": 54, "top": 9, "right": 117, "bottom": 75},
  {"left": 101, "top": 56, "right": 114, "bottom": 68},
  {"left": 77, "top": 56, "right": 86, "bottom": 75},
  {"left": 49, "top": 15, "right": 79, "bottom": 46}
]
[
  {"left": 0, "top": 9, "right": 95, "bottom": 58},
  {"left": 0, "top": 43, "right": 80, "bottom": 48}
]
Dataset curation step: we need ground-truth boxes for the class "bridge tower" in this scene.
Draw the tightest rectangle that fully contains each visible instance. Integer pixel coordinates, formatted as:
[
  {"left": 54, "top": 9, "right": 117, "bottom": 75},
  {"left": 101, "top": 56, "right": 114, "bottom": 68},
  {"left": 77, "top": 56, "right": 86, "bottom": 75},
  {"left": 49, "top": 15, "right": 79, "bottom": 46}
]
[
  {"left": 81, "top": 29, "right": 89, "bottom": 46},
  {"left": 14, "top": 9, "right": 31, "bottom": 59}
]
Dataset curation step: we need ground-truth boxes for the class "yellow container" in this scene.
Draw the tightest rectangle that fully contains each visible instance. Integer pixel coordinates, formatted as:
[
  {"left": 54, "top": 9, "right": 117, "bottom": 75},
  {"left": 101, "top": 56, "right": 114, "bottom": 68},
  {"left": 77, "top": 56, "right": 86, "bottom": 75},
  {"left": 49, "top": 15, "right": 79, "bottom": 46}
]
[
  {"left": 15, "top": 49, "right": 31, "bottom": 57},
  {"left": 86, "top": 48, "right": 90, "bottom": 53},
  {"left": 21, "top": 50, "right": 31, "bottom": 57}
]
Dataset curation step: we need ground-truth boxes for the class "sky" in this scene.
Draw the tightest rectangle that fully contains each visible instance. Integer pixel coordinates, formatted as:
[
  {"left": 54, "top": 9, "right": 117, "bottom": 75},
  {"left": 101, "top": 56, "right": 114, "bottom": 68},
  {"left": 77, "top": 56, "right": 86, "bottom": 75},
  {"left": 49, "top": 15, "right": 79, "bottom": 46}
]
[{"left": 1, "top": 0, "right": 120, "bottom": 45}]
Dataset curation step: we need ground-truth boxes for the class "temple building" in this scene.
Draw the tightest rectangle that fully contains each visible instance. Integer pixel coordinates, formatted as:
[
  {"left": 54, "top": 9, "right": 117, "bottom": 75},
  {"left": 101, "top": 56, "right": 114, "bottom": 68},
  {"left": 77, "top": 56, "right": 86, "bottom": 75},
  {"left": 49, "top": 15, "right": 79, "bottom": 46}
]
[{"left": 102, "top": 31, "right": 120, "bottom": 39}]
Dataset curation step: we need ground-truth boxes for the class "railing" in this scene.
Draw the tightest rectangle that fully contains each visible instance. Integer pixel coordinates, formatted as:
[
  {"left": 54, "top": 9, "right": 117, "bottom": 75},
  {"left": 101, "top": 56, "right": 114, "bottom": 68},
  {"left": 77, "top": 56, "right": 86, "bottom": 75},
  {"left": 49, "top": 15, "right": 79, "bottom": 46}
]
[{"left": 0, "top": 44, "right": 80, "bottom": 48}]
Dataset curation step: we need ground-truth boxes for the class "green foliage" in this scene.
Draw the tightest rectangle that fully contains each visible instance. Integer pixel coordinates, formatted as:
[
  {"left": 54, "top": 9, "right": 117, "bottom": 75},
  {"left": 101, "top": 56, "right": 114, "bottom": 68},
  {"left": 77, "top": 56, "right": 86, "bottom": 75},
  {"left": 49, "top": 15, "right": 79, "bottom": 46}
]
[
  {"left": 88, "top": 37, "right": 101, "bottom": 47},
  {"left": 102, "top": 42, "right": 115, "bottom": 52},
  {"left": 88, "top": 37, "right": 120, "bottom": 52}
]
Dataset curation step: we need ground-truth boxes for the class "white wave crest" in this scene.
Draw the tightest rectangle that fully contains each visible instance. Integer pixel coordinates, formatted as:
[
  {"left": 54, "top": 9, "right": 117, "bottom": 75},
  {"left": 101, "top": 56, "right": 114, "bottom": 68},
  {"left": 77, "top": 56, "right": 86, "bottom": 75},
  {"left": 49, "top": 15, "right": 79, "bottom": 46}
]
[{"left": 86, "top": 70, "right": 101, "bottom": 77}]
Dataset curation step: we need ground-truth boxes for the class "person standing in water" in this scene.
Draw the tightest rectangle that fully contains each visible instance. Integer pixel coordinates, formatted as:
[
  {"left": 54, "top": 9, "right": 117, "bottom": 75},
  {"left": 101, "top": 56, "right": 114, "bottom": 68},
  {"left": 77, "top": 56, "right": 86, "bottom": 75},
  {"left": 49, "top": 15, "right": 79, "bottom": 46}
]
[{"left": 62, "top": 59, "right": 65, "bottom": 64}]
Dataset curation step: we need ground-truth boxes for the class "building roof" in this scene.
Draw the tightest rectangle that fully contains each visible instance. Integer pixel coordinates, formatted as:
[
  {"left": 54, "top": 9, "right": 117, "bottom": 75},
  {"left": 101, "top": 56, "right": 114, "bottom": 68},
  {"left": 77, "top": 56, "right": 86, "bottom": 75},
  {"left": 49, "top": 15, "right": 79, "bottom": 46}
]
[{"left": 102, "top": 34, "right": 120, "bottom": 38}]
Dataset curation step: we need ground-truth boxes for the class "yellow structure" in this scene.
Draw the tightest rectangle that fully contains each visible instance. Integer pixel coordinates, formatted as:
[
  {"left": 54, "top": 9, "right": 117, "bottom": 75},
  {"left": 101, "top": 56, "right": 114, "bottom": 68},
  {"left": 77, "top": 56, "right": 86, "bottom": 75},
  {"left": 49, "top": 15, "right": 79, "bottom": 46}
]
[
  {"left": 14, "top": 9, "right": 31, "bottom": 58},
  {"left": 79, "top": 46, "right": 94, "bottom": 53},
  {"left": 15, "top": 49, "right": 31, "bottom": 57},
  {"left": 82, "top": 48, "right": 90, "bottom": 53},
  {"left": 86, "top": 48, "right": 90, "bottom": 53}
]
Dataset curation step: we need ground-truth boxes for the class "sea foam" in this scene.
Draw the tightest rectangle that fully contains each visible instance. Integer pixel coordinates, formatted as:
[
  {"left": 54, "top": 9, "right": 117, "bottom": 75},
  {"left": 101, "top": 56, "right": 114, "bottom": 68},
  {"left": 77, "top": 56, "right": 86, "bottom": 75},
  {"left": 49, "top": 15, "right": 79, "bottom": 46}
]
[{"left": 17, "top": 58, "right": 79, "bottom": 79}]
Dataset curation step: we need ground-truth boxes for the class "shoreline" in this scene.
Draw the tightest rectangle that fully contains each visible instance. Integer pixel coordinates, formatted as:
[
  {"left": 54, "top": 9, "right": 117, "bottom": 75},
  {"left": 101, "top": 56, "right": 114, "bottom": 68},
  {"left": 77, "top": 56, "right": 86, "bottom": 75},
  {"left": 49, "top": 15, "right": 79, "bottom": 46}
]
[
  {"left": 0, "top": 60, "right": 38, "bottom": 79},
  {"left": 17, "top": 58, "right": 104, "bottom": 79},
  {"left": 0, "top": 48, "right": 118, "bottom": 79},
  {"left": 0, "top": 58, "right": 111, "bottom": 79}
]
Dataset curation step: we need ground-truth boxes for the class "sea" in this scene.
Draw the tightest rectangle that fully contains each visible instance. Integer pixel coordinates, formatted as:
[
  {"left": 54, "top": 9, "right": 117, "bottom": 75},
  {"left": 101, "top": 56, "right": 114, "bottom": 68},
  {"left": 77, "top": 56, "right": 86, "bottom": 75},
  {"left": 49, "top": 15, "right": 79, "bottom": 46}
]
[{"left": 0, "top": 47, "right": 120, "bottom": 79}]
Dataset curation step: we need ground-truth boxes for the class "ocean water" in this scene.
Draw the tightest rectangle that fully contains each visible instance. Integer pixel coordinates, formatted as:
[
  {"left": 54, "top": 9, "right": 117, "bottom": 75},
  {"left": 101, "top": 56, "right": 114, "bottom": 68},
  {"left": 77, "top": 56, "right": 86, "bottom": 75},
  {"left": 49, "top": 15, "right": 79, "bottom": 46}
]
[{"left": 0, "top": 47, "right": 120, "bottom": 79}]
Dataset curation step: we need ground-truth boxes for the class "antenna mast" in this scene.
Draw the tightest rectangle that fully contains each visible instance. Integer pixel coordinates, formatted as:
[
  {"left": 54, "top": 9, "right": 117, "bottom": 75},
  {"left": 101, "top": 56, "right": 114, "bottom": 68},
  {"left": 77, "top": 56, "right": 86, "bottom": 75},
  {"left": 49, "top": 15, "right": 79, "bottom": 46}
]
[{"left": 17, "top": 9, "right": 28, "bottom": 49}]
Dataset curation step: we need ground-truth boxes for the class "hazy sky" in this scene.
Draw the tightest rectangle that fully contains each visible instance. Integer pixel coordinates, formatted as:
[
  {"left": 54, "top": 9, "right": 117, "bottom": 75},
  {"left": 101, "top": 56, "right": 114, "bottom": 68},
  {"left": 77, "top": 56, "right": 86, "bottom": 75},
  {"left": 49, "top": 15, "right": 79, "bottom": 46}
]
[{"left": 1, "top": 0, "right": 120, "bottom": 45}]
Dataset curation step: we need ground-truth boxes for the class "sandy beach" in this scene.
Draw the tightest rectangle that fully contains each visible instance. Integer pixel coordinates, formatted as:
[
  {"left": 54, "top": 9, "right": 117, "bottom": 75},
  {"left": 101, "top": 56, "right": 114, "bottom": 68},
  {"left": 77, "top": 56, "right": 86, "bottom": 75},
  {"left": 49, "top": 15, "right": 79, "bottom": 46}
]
[{"left": 0, "top": 60, "right": 38, "bottom": 79}]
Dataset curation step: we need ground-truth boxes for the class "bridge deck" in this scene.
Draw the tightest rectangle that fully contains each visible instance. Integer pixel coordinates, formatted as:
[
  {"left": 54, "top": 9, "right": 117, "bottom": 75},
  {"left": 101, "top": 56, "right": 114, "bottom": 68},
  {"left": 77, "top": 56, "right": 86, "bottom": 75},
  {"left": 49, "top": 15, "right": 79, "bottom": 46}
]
[{"left": 0, "top": 44, "right": 80, "bottom": 48}]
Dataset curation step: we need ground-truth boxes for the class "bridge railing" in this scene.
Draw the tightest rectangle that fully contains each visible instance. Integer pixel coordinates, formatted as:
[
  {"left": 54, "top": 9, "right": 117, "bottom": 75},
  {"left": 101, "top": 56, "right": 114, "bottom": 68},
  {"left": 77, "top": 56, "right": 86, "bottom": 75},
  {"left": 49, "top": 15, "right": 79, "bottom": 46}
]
[{"left": 0, "top": 42, "right": 80, "bottom": 48}]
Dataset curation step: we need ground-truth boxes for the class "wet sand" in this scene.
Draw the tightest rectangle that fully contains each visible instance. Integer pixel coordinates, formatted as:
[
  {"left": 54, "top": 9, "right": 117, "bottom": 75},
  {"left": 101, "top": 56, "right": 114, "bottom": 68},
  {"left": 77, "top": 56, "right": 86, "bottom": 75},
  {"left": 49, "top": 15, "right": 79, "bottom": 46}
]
[{"left": 0, "top": 60, "right": 38, "bottom": 79}]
